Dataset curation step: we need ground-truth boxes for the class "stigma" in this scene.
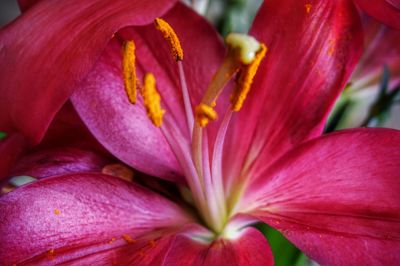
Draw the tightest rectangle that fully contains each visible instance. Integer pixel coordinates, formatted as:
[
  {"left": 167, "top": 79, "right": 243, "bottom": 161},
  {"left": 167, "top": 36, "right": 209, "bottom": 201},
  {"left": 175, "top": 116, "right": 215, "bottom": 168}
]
[
  {"left": 194, "top": 33, "right": 267, "bottom": 126},
  {"left": 225, "top": 33, "right": 261, "bottom": 65}
]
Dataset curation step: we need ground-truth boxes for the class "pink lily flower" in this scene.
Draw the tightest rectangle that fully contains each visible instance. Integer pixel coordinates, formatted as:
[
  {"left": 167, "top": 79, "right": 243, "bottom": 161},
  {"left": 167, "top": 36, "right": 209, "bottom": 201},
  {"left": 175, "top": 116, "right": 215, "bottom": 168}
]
[{"left": 1, "top": 0, "right": 400, "bottom": 265}]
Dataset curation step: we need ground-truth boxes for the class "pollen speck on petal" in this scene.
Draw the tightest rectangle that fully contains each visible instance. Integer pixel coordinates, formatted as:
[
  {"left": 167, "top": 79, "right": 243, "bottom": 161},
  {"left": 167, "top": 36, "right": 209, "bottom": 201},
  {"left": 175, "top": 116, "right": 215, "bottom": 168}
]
[
  {"left": 305, "top": 3, "right": 312, "bottom": 13},
  {"left": 122, "top": 234, "right": 136, "bottom": 244},
  {"left": 54, "top": 209, "right": 61, "bottom": 215},
  {"left": 46, "top": 249, "right": 56, "bottom": 259}
]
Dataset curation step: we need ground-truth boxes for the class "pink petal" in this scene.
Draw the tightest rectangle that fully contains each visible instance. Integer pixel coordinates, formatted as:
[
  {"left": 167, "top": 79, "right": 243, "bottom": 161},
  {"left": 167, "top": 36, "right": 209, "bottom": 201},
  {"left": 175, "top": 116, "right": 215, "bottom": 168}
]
[
  {"left": 284, "top": 230, "right": 400, "bottom": 265},
  {"left": 17, "top": 0, "right": 39, "bottom": 11},
  {"left": 37, "top": 102, "right": 110, "bottom": 155},
  {"left": 352, "top": 16, "right": 400, "bottom": 87},
  {"left": 163, "top": 227, "right": 274, "bottom": 265},
  {"left": 353, "top": 0, "right": 400, "bottom": 30},
  {"left": 10, "top": 147, "right": 112, "bottom": 179},
  {"left": 0, "top": 173, "right": 194, "bottom": 264},
  {"left": 223, "top": 0, "right": 364, "bottom": 184},
  {"left": 21, "top": 233, "right": 178, "bottom": 265},
  {"left": 71, "top": 39, "right": 183, "bottom": 183},
  {"left": 71, "top": 3, "right": 225, "bottom": 181},
  {"left": 0, "top": 133, "right": 26, "bottom": 181},
  {"left": 0, "top": 0, "right": 177, "bottom": 145},
  {"left": 243, "top": 128, "right": 400, "bottom": 264}
]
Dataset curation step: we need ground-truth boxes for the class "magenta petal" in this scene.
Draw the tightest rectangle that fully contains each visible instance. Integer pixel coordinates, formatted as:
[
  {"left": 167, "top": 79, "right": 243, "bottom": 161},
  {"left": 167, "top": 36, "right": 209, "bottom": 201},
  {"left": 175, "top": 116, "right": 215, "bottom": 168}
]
[
  {"left": 353, "top": 0, "right": 400, "bottom": 29},
  {"left": 352, "top": 17, "right": 400, "bottom": 87},
  {"left": 17, "top": 0, "right": 40, "bottom": 11},
  {"left": 0, "top": 133, "right": 26, "bottom": 181},
  {"left": 163, "top": 227, "right": 273, "bottom": 265},
  {"left": 0, "top": 173, "right": 193, "bottom": 264},
  {"left": 285, "top": 230, "right": 400, "bottom": 265},
  {"left": 37, "top": 102, "right": 110, "bottom": 155},
  {"left": 71, "top": 3, "right": 225, "bottom": 181},
  {"left": 223, "top": 0, "right": 363, "bottom": 182},
  {"left": 244, "top": 128, "right": 400, "bottom": 264},
  {"left": 22, "top": 233, "right": 177, "bottom": 265},
  {"left": 10, "top": 147, "right": 112, "bottom": 179},
  {"left": 0, "top": 0, "right": 177, "bottom": 145},
  {"left": 71, "top": 39, "right": 183, "bottom": 182}
]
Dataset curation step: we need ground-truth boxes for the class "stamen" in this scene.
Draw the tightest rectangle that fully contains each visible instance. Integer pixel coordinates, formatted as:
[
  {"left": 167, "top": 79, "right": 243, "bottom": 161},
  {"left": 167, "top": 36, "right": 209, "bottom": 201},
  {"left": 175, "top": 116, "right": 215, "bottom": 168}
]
[
  {"left": 121, "top": 40, "right": 137, "bottom": 104},
  {"left": 141, "top": 73, "right": 166, "bottom": 127},
  {"left": 195, "top": 103, "right": 218, "bottom": 127},
  {"left": 154, "top": 18, "right": 184, "bottom": 61},
  {"left": 231, "top": 43, "right": 267, "bottom": 111}
]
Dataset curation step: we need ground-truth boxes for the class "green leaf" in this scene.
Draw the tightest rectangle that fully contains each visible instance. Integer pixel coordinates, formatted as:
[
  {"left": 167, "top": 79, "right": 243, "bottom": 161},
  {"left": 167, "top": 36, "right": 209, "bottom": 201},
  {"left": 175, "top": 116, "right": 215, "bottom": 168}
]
[
  {"left": 0, "top": 131, "right": 7, "bottom": 140},
  {"left": 255, "top": 223, "right": 310, "bottom": 266}
]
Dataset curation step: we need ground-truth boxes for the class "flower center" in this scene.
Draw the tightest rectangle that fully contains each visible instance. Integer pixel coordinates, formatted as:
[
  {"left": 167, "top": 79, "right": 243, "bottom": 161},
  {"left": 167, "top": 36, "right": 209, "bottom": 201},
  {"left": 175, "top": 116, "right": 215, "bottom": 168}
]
[{"left": 121, "top": 18, "right": 266, "bottom": 234}]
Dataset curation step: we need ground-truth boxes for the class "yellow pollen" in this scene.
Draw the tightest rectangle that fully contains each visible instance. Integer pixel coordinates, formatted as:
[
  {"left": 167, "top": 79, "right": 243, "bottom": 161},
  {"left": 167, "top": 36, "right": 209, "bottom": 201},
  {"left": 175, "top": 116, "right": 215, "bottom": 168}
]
[
  {"left": 122, "top": 234, "right": 136, "bottom": 244},
  {"left": 195, "top": 103, "right": 218, "bottom": 127},
  {"left": 230, "top": 43, "right": 267, "bottom": 111},
  {"left": 122, "top": 40, "right": 137, "bottom": 104},
  {"left": 54, "top": 209, "right": 61, "bottom": 215},
  {"left": 141, "top": 73, "right": 165, "bottom": 127},
  {"left": 328, "top": 39, "right": 335, "bottom": 56},
  {"left": 154, "top": 18, "right": 184, "bottom": 61},
  {"left": 305, "top": 3, "right": 312, "bottom": 13},
  {"left": 46, "top": 249, "right": 56, "bottom": 259}
]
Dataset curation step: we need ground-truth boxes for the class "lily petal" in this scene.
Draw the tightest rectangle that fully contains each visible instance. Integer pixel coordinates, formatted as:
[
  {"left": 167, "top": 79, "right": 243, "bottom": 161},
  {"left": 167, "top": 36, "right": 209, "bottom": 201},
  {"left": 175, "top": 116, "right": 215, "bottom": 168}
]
[
  {"left": 71, "top": 39, "right": 184, "bottom": 182},
  {"left": 223, "top": 0, "right": 363, "bottom": 184},
  {"left": 0, "top": 173, "right": 194, "bottom": 264},
  {"left": 0, "top": 133, "right": 26, "bottom": 180},
  {"left": 0, "top": 0, "right": 177, "bottom": 145},
  {"left": 284, "top": 229, "right": 400, "bottom": 265},
  {"left": 71, "top": 3, "right": 225, "bottom": 181},
  {"left": 37, "top": 102, "right": 110, "bottom": 155},
  {"left": 163, "top": 227, "right": 274, "bottom": 265},
  {"left": 244, "top": 128, "right": 400, "bottom": 264},
  {"left": 10, "top": 147, "right": 112, "bottom": 179},
  {"left": 17, "top": 0, "right": 39, "bottom": 12},
  {"left": 353, "top": 0, "right": 400, "bottom": 30},
  {"left": 351, "top": 17, "right": 400, "bottom": 90}
]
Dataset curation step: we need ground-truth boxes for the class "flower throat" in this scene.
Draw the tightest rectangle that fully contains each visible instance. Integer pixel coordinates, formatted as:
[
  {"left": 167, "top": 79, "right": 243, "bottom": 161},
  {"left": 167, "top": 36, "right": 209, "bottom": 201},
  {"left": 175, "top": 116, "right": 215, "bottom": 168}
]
[{"left": 121, "top": 18, "right": 266, "bottom": 234}]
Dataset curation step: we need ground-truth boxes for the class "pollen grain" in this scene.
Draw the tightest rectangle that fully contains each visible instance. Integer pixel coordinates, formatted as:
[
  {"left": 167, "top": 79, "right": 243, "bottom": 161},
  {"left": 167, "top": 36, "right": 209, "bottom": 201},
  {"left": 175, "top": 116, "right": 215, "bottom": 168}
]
[
  {"left": 195, "top": 103, "right": 218, "bottom": 127},
  {"left": 122, "top": 234, "right": 136, "bottom": 244},
  {"left": 305, "top": 3, "right": 312, "bottom": 13},
  {"left": 231, "top": 43, "right": 267, "bottom": 111},
  {"left": 122, "top": 40, "right": 137, "bottom": 104},
  {"left": 154, "top": 18, "right": 184, "bottom": 61},
  {"left": 141, "top": 73, "right": 165, "bottom": 127}
]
